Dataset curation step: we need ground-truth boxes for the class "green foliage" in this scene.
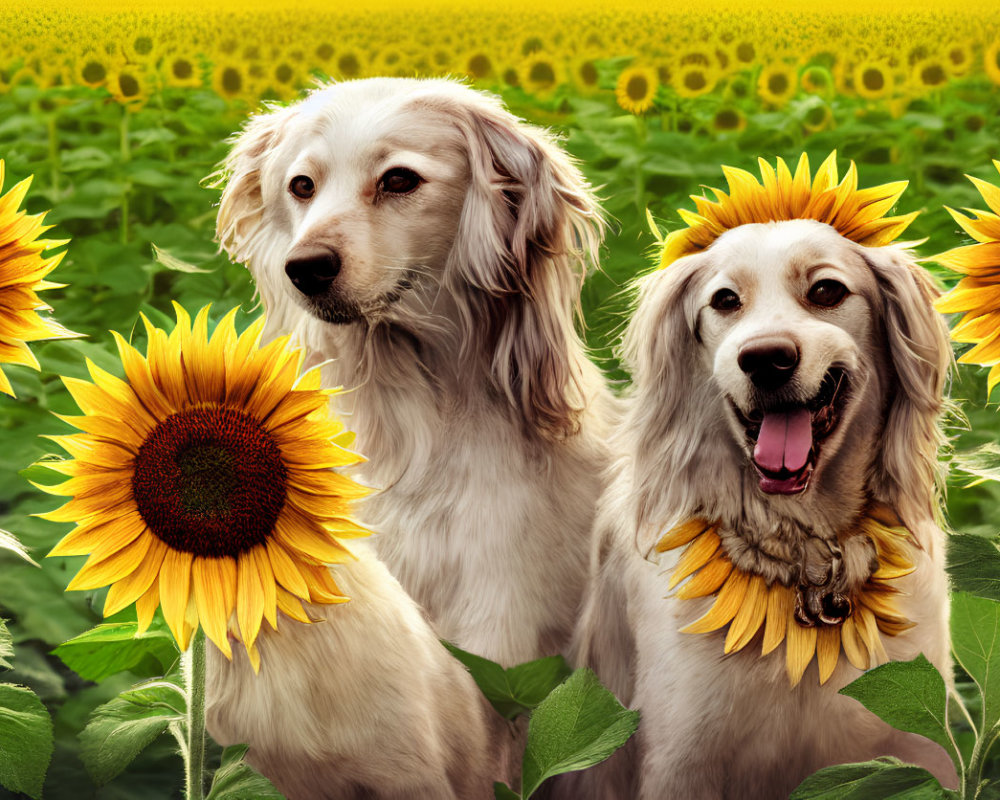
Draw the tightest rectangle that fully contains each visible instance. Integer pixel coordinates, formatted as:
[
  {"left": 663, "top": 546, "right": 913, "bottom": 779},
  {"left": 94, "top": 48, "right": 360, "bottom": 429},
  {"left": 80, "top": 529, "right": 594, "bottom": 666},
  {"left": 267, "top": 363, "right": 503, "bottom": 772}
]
[
  {"left": 839, "top": 655, "right": 959, "bottom": 766},
  {"left": 948, "top": 535, "right": 1000, "bottom": 602},
  {"left": 79, "top": 681, "right": 185, "bottom": 787},
  {"left": 790, "top": 758, "right": 953, "bottom": 799},
  {"left": 0, "top": 684, "right": 54, "bottom": 799},
  {"left": 444, "top": 642, "right": 572, "bottom": 720},
  {"left": 206, "top": 745, "right": 284, "bottom": 800},
  {"left": 54, "top": 622, "right": 180, "bottom": 683},
  {"left": 0, "top": 619, "right": 12, "bottom": 671}
]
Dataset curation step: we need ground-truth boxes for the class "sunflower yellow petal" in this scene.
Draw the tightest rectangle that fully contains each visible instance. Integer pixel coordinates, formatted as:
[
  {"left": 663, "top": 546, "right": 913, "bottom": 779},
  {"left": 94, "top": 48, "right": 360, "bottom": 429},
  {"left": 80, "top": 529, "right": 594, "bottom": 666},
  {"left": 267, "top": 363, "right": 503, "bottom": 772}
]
[{"left": 193, "top": 558, "right": 233, "bottom": 659}]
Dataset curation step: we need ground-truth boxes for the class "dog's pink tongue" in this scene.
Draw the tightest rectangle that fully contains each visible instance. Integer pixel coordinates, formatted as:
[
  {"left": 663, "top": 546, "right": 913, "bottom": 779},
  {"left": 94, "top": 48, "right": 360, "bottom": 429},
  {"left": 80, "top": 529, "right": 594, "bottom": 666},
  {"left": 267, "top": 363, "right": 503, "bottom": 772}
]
[{"left": 754, "top": 408, "right": 812, "bottom": 472}]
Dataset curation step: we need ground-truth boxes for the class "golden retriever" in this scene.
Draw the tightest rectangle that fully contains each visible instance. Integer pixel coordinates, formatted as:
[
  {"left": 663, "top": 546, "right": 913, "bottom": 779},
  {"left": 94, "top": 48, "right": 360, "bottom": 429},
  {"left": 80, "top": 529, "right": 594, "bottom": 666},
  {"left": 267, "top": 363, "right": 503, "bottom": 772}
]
[
  {"left": 203, "top": 78, "right": 615, "bottom": 798},
  {"left": 566, "top": 219, "right": 956, "bottom": 799}
]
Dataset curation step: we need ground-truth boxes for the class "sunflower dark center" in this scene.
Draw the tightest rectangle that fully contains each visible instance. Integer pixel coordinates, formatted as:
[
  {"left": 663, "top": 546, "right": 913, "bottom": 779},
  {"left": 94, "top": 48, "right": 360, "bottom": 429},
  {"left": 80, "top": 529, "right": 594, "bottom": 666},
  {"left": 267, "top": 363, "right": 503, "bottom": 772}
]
[
  {"left": 469, "top": 53, "right": 491, "bottom": 77},
  {"left": 172, "top": 59, "right": 193, "bottom": 80},
  {"left": 82, "top": 61, "right": 106, "bottom": 84},
  {"left": 530, "top": 61, "right": 555, "bottom": 84},
  {"left": 627, "top": 75, "right": 648, "bottom": 101},
  {"left": 684, "top": 70, "right": 706, "bottom": 91},
  {"left": 221, "top": 67, "right": 242, "bottom": 94},
  {"left": 862, "top": 68, "right": 884, "bottom": 91},
  {"left": 132, "top": 406, "right": 287, "bottom": 557},
  {"left": 768, "top": 73, "right": 789, "bottom": 94}
]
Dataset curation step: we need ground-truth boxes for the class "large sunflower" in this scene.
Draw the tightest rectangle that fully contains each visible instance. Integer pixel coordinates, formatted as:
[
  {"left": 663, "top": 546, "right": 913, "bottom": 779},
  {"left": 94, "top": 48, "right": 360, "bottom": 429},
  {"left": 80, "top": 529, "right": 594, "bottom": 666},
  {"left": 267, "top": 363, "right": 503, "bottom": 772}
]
[
  {"left": 933, "top": 163, "right": 1000, "bottom": 395},
  {"left": 615, "top": 66, "right": 658, "bottom": 115},
  {"left": 41, "top": 305, "right": 370, "bottom": 671},
  {"left": 0, "top": 160, "right": 74, "bottom": 396},
  {"left": 658, "top": 151, "right": 917, "bottom": 269}
]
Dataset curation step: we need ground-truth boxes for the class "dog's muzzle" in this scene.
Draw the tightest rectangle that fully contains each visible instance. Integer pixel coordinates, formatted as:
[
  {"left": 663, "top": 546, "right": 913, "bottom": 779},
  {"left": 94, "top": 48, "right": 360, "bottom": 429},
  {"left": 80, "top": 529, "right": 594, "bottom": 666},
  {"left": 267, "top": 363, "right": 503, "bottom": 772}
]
[{"left": 285, "top": 251, "right": 342, "bottom": 297}]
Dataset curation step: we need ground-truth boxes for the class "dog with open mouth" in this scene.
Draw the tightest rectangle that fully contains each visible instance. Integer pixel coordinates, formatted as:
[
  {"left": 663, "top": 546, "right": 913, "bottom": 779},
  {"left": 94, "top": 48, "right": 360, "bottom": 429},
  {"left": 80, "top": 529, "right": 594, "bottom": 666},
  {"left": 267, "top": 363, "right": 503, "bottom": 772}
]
[{"left": 564, "top": 154, "right": 957, "bottom": 800}]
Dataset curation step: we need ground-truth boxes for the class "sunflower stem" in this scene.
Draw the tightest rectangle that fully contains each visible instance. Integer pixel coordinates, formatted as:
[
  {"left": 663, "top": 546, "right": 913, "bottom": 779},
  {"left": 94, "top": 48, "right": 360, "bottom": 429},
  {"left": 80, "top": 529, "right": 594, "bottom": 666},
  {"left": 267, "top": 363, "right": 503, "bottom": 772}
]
[
  {"left": 47, "top": 114, "right": 60, "bottom": 198},
  {"left": 185, "top": 628, "right": 207, "bottom": 800},
  {"left": 119, "top": 107, "right": 131, "bottom": 245}
]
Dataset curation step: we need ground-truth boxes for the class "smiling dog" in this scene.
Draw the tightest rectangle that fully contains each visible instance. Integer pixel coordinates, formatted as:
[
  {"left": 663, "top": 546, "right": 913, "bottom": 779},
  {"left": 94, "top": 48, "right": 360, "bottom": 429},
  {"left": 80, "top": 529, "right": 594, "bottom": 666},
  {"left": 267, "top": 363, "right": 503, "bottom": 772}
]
[{"left": 567, "top": 155, "right": 956, "bottom": 800}]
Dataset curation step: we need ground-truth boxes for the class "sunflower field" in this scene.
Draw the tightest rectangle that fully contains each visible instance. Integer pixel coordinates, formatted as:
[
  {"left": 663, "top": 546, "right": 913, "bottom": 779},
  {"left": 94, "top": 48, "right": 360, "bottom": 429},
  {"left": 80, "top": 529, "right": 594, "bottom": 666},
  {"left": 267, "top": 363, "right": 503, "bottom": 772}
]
[{"left": 4, "top": 0, "right": 1000, "bottom": 798}]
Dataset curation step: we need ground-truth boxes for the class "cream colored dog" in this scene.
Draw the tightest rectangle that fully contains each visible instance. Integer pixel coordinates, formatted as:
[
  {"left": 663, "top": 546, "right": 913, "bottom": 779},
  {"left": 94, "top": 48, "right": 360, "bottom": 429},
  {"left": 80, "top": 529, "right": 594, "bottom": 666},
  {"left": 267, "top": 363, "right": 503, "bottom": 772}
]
[
  {"left": 203, "top": 78, "right": 614, "bottom": 799},
  {"left": 567, "top": 220, "right": 956, "bottom": 800}
]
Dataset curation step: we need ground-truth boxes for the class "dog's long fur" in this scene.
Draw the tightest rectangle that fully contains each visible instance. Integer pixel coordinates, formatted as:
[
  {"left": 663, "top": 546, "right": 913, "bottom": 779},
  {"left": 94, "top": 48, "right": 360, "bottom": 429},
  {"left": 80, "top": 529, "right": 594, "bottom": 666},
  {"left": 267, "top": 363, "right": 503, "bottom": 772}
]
[
  {"left": 564, "top": 220, "right": 956, "bottom": 800},
  {"left": 203, "top": 78, "right": 615, "bottom": 798}
]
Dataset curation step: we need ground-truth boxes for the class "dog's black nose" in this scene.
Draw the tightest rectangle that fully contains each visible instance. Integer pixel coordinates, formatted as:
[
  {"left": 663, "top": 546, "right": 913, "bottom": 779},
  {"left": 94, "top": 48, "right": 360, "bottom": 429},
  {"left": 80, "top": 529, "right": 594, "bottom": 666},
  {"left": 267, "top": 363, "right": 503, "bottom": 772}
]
[
  {"left": 738, "top": 337, "right": 799, "bottom": 390},
  {"left": 285, "top": 252, "right": 341, "bottom": 297}
]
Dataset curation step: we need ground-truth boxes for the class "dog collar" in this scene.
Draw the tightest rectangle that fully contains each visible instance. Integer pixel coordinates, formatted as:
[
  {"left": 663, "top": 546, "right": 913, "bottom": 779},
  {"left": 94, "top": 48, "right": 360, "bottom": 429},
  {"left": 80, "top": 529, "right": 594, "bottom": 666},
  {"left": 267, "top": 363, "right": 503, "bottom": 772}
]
[
  {"left": 655, "top": 504, "right": 915, "bottom": 687},
  {"left": 656, "top": 151, "right": 918, "bottom": 269}
]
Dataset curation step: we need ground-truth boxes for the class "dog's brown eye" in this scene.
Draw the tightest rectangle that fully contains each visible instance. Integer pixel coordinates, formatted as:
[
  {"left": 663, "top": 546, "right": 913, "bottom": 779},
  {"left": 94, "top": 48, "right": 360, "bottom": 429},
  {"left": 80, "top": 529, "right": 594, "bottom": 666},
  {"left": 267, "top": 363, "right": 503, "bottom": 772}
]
[
  {"left": 710, "top": 288, "right": 741, "bottom": 312},
  {"left": 378, "top": 167, "right": 422, "bottom": 195},
  {"left": 289, "top": 175, "right": 315, "bottom": 200},
  {"left": 807, "top": 279, "right": 848, "bottom": 308}
]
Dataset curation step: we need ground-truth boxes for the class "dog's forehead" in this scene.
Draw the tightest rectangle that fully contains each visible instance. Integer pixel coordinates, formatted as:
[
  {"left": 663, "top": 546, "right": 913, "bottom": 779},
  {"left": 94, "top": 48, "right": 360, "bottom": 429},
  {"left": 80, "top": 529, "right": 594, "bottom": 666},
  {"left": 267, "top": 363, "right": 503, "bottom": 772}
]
[
  {"left": 708, "top": 220, "right": 864, "bottom": 282},
  {"left": 285, "top": 79, "right": 466, "bottom": 162}
]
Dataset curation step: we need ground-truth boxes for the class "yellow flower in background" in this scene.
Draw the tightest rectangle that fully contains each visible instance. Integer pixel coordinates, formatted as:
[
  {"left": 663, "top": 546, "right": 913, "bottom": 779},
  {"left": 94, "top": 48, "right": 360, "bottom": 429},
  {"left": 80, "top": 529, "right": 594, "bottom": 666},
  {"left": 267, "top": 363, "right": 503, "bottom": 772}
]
[
  {"left": 675, "top": 63, "right": 716, "bottom": 98},
  {"left": 615, "top": 66, "right": 658, "bottom": 114},
  {"left": 757, "top": 63, "right": 798, "bottom": 107},
  {"left": 711, "top": 106, "right": 746, "bottom": 133},
  {"left": 911, "top": 58, "right": 949, "bottom": 93},
  {"left": 985, "top": 41, "right": 1000, "bottom": 85},
  {"left": 212, "top": 59, "right": 247, "bottom": 101},
  {"left": 162, "top": 51, "right": 203, "bottom": 89},
  {"left": 522, "top": 52, "right": 562, "bottom": 97},
  {"left": 108, "top": 66, "right": 150, "bottom": 109},
  {"left": 853, "top": 60, "right": 892, "bottom": 101},
  {"left": 800, "top": 65, "right": 834, "bottom": 97},
  {"left": 42, "top": 305, "right": 371, "bottom": 671},
  {"left": 0, "top": 161, "right": 75, "bottom": 396},
  {"left": 934, "top": 163, "right": 1000, "bottom": 394},
  {"left": 658, "top": 151, "right": 916, "bottom": 269}
]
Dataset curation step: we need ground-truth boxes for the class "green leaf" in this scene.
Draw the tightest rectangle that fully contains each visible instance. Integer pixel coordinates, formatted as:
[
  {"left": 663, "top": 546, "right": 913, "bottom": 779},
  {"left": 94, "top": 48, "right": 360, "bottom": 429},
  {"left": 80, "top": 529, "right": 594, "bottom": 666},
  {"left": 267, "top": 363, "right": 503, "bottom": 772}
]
[
  {"left": 839, "top": 655, "right": 959, "bottom": 768},
  {"left": 152, "top": 243, "right": 213, "bottom": 273},
  {"left": 207, "top": 744, "right": 285, "bottom": 800},
  {"left": 951, "top": 592, "right": 1000, "bottom": 729},
  {"left": 791, "top": 757, "right": 948, "bottom": 799},
  {"left": 951, "top": 443, "right": 1000, "bottom": 487},
  {"left": 0, "top": 684, "right": 54, "bottom": 799},
  {"left": 54, "top": 622, "right": 180, "bottom": 682},
  {"left": 0, "top": 618, "right": 12, "bottom": 669},
  {"left": 443, "top": 642, "right": 572, "bottom": 719},
  {"left": 519, "top": 668, "right": 639, "bottom": 797},
  {"left": 494, "top": 782, "right": 521, "bottom": 800},
  {"left": 80, "top": 681, "right": 185, "bottom": 786},
  {"left": 947, "top": 534, "right": 1000, "bottom": 602},
  {"left": 0, "top": 528, "right": 39, "bottom": 566}
]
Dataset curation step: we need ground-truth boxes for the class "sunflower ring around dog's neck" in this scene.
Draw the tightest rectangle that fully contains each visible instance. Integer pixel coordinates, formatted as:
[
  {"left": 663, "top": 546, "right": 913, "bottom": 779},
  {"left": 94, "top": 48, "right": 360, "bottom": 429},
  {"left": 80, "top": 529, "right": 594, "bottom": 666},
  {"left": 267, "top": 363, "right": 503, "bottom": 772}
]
[{"left": 656, "top": 504, "right": 916, "bottom": 687}]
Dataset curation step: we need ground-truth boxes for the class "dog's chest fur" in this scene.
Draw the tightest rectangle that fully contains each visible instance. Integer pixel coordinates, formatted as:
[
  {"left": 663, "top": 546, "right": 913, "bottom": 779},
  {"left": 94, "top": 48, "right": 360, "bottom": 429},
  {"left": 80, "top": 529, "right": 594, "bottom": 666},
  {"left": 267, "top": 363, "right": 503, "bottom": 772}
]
[{"left": 308, "top": 320, "right": 611, "bottom": 666}]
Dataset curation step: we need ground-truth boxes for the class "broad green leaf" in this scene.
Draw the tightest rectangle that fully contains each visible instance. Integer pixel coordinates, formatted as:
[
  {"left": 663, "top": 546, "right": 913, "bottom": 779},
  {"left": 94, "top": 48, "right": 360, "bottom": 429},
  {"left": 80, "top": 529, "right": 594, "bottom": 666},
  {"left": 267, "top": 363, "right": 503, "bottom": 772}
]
[
  {"left": 0, "top": 684, "right": 54, "bottom": 799},
  {"left": 840, "top": 655, "right": 958, "bottom": 767},
  {"left": 443, "top": 643, "right": 571, "bottom": 720},
  {"left": 153, "top": 243, "right": 212, "bottom": 273},
  {"left": 951, "top": 592, "right": 1000, "bottom": 730},
  {"left": 947, "top": 535, "right": 1000, "bottom": 602},
  {"left": 494, "top": 782, "right": 520, "bottom": 800},
  {"left": 0, "top": 618, "right": 13, "bottom": 669},
  {"left": 951, "top": 443, "right": 1000, "bottom": 487},
  {"left": 207, "top": 744, "right": 285, "bottom": 800},
  {"left": 791, "top": 757, "right": 948, "bottom": 799},
  {"left": 520, "top": 668, "right": 639, "bottom": 797},
  {"left": 54, "top": 622, "right": 180, "bottom": 682},
  {"left": 80, "top": 682, "right": 185, "bottom": 786},
  {"left": 0, "top": 528, "right": 39, "bottom": 566}
]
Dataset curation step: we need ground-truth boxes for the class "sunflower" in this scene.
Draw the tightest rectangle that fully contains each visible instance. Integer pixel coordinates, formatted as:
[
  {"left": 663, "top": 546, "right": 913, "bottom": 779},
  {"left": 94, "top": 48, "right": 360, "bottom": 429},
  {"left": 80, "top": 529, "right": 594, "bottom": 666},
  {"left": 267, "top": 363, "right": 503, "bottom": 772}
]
[
  {"left": 658, "top": 151, "right": 916, "bottom": 269},
  {"left": 802, "top": 103, "right": 835, "bottom": 135},
  {"left": 853, "top": 60, "right": 892, "bottom": 101},
  {"left": 674, "top": 63, "right": 716, "bottom": 98},
  {"left": 933, "top": 163, "right": 1000, "bottom": 395},
  {"left": 108, "top": 66, "right": 150, "bottom": 110},
  {"left": 212, "top": 59, "right": 247, "bottom": 102},
  {"left": 41, "top": 305, "right": 371, "bottom": 671},
  {"left": 615, "top": 66, "right": 658, "bottom": 115},
  {"left": 0, "top": 162, "right": 74, "bottom": 396},
  {"left": 458, "top": 50, "right": 495, "bottom": 82},
  {"left": 657, "top": 505, "right": 915, "bottom": 686},
  {"left": 800, "top": 65, "right": 833, "bottom": 97},
  {"left": 943, "top": 41, "right": 973, "bottom": 77},
  {"left": 757, "top": 63, "right": 798, "bottom": 107},
  {"left": 985, "top": 41, "right": 1000, "bottom": 86},
  {"left": 162, "top": 50, "right": 203, "bottom": 89},
  {"left": 522, "top": 53, "right": 561, "bottom": 97},
  {"left": 910, "top": 58, "right": 949, "bottom": 94},
  {"left": 711, "top": 106, "right": 746, "bottom": 134},
  {"left": 75, "top": 52, "right": 118, "bottom": 89}
]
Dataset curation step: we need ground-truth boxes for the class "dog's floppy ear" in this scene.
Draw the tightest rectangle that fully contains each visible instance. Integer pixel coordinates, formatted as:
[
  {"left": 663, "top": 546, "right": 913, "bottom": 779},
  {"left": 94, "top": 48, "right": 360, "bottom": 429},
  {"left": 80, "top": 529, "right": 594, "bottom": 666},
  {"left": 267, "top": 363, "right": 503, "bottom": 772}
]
[
  {"left": 212, "top": 105, "right": 295, "bottom": 265},
  {"left": 443, "top": 90, "right": 605, "bottom": 439},
  {"left": 862, "top": 245, "right": 950, "bottom": 529},
  {"left": 622, "top": 256, "right": 717, "bottom": 551}
]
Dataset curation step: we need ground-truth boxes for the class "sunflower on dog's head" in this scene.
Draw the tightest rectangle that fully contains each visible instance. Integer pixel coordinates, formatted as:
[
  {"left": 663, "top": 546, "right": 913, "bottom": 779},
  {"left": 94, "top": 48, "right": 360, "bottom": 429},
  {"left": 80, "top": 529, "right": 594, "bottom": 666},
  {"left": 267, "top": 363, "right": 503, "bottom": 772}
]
[{"left": 656, "top": 151, "right": 918, "bottom": 269}]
